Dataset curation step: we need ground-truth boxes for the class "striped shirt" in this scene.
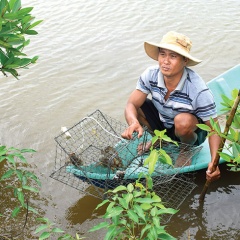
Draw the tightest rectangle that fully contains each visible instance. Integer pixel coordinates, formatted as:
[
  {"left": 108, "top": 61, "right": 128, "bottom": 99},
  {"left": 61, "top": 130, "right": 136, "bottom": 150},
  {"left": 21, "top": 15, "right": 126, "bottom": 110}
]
[{"left": 136, "top": 65, "right": 217, "bottom": 128}]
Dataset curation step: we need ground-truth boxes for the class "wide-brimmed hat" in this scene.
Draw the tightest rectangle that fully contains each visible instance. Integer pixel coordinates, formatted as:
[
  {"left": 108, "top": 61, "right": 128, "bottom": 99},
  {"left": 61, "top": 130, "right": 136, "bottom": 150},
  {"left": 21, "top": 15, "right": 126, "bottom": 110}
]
[{"left": 144, "top": 31, "right": 202, "bottom": 66}]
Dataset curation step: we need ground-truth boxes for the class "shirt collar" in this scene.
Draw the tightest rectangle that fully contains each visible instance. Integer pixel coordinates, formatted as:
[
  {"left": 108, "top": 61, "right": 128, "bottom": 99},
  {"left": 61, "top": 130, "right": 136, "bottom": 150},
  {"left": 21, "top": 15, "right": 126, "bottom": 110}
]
[{"left": 157, "top": 68, "right": 188, "bottom": 91}]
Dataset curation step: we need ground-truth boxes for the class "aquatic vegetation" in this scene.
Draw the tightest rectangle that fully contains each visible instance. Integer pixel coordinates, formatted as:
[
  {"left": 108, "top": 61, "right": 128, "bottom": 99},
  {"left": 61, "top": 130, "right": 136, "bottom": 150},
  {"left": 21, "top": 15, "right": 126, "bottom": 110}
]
[
  {"left": 197, "top": 89, "right": 240, "bottom": 172},
  {"left": 89, "top": 130, "right": 178, "bottom": 240},
  {"left": 0, "top": 0, "right": 42, "bottom": 79}
]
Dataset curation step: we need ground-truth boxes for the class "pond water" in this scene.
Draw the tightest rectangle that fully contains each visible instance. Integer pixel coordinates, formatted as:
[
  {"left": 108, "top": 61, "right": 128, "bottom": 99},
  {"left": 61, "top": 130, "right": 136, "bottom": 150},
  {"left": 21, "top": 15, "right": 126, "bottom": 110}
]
[{"left": 0, "top": 0, "right": 240, "bottom": 239}]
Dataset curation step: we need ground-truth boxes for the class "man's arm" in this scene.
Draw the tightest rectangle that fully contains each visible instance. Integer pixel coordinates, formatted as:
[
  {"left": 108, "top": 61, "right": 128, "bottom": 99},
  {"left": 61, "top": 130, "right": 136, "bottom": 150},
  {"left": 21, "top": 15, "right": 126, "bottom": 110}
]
[
  {"left": 204, "top": 118, "right": 222, "bottom": 181},
  {"left": 121, "top": 89, "right": 147, "bottom": 139}
]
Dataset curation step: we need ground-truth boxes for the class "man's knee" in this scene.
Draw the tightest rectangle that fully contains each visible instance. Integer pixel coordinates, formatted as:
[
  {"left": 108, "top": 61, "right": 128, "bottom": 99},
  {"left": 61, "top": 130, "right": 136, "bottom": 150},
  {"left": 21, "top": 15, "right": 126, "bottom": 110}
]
[{"left": 174, "top": 113, "right": 198, "bottom": 134}]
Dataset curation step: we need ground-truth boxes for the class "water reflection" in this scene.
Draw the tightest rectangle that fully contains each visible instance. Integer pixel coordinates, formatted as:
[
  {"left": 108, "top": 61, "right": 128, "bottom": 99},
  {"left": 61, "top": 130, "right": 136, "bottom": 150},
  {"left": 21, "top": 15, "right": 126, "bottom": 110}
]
[
  {"left": 167, "top": 164, "right": 240, "bottom": 239},
  {"left": 65, "top": 194, "right": 106, "bottom": 225}
]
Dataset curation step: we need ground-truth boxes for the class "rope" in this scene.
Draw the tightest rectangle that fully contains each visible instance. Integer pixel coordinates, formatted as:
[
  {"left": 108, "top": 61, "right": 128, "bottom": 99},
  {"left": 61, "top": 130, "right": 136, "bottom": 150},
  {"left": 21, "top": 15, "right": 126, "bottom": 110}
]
[{"left": 83, "top": 116, "right": 128, "bottom": 143}]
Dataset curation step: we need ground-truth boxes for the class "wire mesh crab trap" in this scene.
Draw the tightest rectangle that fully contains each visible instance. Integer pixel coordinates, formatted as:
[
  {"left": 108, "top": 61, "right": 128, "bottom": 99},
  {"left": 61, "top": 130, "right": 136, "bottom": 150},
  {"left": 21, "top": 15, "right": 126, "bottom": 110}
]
[{"left": 50, "top": 109, "right": 203, "bottom": 222}]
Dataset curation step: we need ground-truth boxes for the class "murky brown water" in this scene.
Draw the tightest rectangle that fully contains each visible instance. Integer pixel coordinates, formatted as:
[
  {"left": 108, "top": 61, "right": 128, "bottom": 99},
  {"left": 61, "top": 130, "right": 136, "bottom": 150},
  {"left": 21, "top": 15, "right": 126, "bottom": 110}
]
[{"left": 0, "top": 0, "right": 240, "bottom": 239}]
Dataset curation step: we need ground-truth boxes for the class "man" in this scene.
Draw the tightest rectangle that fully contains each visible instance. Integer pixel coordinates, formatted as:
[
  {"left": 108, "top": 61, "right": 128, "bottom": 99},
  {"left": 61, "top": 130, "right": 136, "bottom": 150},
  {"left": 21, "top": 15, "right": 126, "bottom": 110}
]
[{"left": 121, "top": 31, "right": 221, "bottom": 182}]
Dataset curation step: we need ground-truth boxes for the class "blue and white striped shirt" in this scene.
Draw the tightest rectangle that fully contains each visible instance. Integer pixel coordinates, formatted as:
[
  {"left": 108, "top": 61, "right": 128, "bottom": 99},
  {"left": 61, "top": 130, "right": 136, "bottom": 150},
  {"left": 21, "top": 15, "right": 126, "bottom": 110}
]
[{"left": 136, "top": 65, "right": 217, "bottom": 128}]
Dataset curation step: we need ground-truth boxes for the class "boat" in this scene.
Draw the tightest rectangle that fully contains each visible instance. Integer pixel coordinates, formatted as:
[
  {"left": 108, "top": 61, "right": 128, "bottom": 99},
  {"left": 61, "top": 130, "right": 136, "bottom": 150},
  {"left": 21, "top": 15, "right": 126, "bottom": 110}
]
[{"left": 54, "top": 64, "right": 240, "bottom": 189}]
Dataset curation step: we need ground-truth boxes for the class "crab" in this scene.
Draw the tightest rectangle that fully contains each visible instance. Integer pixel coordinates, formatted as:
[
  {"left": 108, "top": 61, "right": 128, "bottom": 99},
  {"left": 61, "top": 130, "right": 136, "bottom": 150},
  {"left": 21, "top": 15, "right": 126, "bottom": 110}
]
[
  {"left": 98, "top": 146, "right": 123, "bottom": 171},
  {"left": 69, "top": 152, "right": 83, "bottom": 167}
]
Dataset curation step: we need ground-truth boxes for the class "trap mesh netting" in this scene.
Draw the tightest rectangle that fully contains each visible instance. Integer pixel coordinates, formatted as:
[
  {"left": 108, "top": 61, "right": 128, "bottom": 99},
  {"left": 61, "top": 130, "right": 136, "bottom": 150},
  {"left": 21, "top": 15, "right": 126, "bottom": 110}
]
[{"left": 50, "top": 110, "right": 202, "bottom": 222}]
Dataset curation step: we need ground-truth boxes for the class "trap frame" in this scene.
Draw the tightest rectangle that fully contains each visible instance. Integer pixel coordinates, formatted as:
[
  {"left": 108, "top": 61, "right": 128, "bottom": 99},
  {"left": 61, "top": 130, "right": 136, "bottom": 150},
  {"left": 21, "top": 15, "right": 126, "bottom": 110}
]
[{"left": 50, "top": 109, "right": 202, "bottom": 223}]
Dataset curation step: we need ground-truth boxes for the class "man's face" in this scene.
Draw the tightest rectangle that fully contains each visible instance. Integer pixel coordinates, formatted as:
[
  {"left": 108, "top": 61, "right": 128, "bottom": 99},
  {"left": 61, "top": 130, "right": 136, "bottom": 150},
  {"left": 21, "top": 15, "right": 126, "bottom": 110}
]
[{"left": 158, "top": 48, "right": 188, "bottom": 79}]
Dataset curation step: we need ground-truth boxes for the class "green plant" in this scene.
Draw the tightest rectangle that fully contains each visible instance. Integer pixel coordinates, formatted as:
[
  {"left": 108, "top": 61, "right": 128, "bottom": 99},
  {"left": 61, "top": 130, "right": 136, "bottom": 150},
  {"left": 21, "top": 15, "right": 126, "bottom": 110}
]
[
  {"left": 0, "top": 0, "right": 42, "bottom": 79},
  {"left": 197, "top": 89, "right": 240, "bottom": 171},
  {"left": 35, "top": 218, "right": 84, "bottom": 240},
  {"left": 0, "top": 145, "right": 80, "bottom": 239},
  {"left": 89, "top": 130, "right": 178, "bottom": 240},
  {"left": 90, "top": 178, "right": 177, "bottom": 240},
  {"left": 221, "top": 89, "right": 240, "bottom": 129},
  {"left": 144, "top": 129, "right": 177, "bottom": 174},
  {"left": 0, "top": 146, "right": 41, "bottom": 217},
  {"left": 0, "top": 146, "right": 41, "bottom": 239}
]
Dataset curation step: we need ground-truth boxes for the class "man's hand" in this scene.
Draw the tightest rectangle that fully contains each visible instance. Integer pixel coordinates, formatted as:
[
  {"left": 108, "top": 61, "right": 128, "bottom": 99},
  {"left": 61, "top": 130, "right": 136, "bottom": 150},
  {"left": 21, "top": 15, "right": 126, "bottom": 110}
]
[
  {"left": 206, "top": 161, "right": 221, "bottom": 182},
  {"left": 121, "top": 122, "right": 143, "bottom": 140}
]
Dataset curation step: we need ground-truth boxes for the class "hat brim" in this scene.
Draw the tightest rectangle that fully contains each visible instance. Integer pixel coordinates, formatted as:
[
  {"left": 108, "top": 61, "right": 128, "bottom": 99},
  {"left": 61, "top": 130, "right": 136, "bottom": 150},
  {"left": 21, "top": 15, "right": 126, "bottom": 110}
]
[{"left": 144, "top": 41, "right": 202, "bottom": 66}]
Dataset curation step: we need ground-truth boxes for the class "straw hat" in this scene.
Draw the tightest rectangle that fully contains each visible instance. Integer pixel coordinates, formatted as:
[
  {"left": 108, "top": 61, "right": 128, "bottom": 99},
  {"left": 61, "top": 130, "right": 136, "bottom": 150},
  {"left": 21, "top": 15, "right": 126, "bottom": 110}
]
[{"left": 144, "top": 31, "right": 202, "bottom": 66}]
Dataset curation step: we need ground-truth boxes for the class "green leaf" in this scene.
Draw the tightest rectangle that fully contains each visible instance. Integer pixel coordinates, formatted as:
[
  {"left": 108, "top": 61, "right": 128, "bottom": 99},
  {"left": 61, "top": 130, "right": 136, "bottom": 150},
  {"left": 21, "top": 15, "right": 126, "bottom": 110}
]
[
  {"left": 104, "top": 225, "right": 116, "bottom": 240},
  {"left": 106, "top": 202, "right": 115, "bottom": 214},
  {"left": 9, "top": 0, "right": 21, "bottom": 13},
  {"left": 35, "top": 224, "right": 48, "bottom": 234},
  {"left": 25, "top": 29, "right": 38, "bottom": 35},
  {"left": 158, "top": 232, "right": 177, "bottom": 240},
  {"left": 36, "top": 217, "right": 50, "bottom": 223},
  {"left": 212, "top": 120, "right": 221, "bottom": 134},
  {"left": 150, "top": 225, "right": 158, "bottom": 239},
  {"left": 20, "top": 148, "right": 36, "bottom": 153},
  {"left": 157, "top": 208, "right": 178, "bottom": 215},
  {"left": 153, "top": 202, "right": 166, "bottom": 209},
  {"left": 39, "top": 231, "right": 51, "bottom": 240},
  {"left": 17, "top": 7, "right": 33, "bottom": 16},
  {"left": 133, "top": 204, "right": 146, "bottom": 221},
  {"left": 0, "top": 146, "right": 7, "bottom": 156},
  {"left": 197, "top": 123, "right": 211, "bottom": 132},
  {"left": 151, "top": 135, "right": 158, "bottom": 145},
  {"left": 133, "top": 190, "right": 142, "bottom": 198},
  {"left": 112, "top": 185, "right": 127, "bottom": 193},
  {"left": 89, "top": 221, "right": 109, "bottom": 232},
  {"left": 162, "top": 135, "right": 176, "bottom": 143},
  {"left": 159, "top": 149, "right": 173, "bottom": 166},
  {"left": 21, "top": 15, "right": 32, "bottom": 24},
  {"left": 22, "top": 185, "right": 39, "bottom": 193},
  {"left": 144, "top": 149, "right": 158, "bottom": 174},
  {"left": 128, "top": 209, "right": 139, "bottom": 223},
  {"left": 152, "top": 194, "right": 161, "bottom": 203},
  {"left": 16, "top": 169, "right": 23, "bottom": 181},
  {"left": 24, "top": 171, "right": 41, "bottom": 186},
  {"left": 134, "top": 197, "right": 155, "bottom": 204},
  {"left": 28, "top": 20, "right": 43, "bottom": 30},
  {"left": 0, "top": 39, "right": 12, "bottom": 48},
  {"left": 150, "top": 206, "right": 157, "bottom": 216},
  {"left": 1, "top": 169, "right": 14, "bottom": 180},
  {"left": 232, "top": 143, "right": 240, "bottom": 157},
  {"left": 17, "top": 189, "right": 24, "bottom": 205},
  {"left": 118, "top": 197, "right": 128, "bottom": 209},
  {"left": 11, "top": 206, "right": 21, "bottom": 218},
  {"left": 5, "top": 154, "right": 16, "bottom": 167},
  {"left": 111, "top": 214, "right": 119, "bottom": 225},
  {"left": 26, "top": 205, "right": 38, "bottom": 214},
  {"left": 135, "top": 181, "right": 144, "bottom": 190},
  {"left": 31, "top": 55, "right": 38, "bottom": 63},
  {"left": 17, "top": 154, "right": 28, "bottom": 163},
  {"left": 52, "top": 227, "right": 65, "bottom": 233},
  {"left": 95, "top": 199, "right": 109, "bottom": 210},
  {"left": 140, "top": 224, "right": 152, "bottom": 238},
  {"left": 153, "top": 216, "right": 160, "bottom": 228},
  {"left": 113, "top": 227, "right": 126, "bottom": 238},
  {"left": 154, "top": 129, "right": 166, "bottom": 138},
  {"left": 127, "top": 183, "right": 134, "bottom": 193},
  {"left": 231, "top": 88, "right": 239, "bottom": 99},
  {"left": 124, "top": 193, "right": 133, "bottom": 205},
  {"left": 106, "top": 206, "right": 123, "bottom": 218},
  {"left": 218, "top": 152, "right": 232, "bottom": 162},
  {"left": 1, "top": 68, "right": 19, "bottom": 79},
  {"left": 17, "top": 57, "right": 32, "bottom": 67},
  {"left": 141, "top": 203, "right": 152, "bottom": 210}
]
